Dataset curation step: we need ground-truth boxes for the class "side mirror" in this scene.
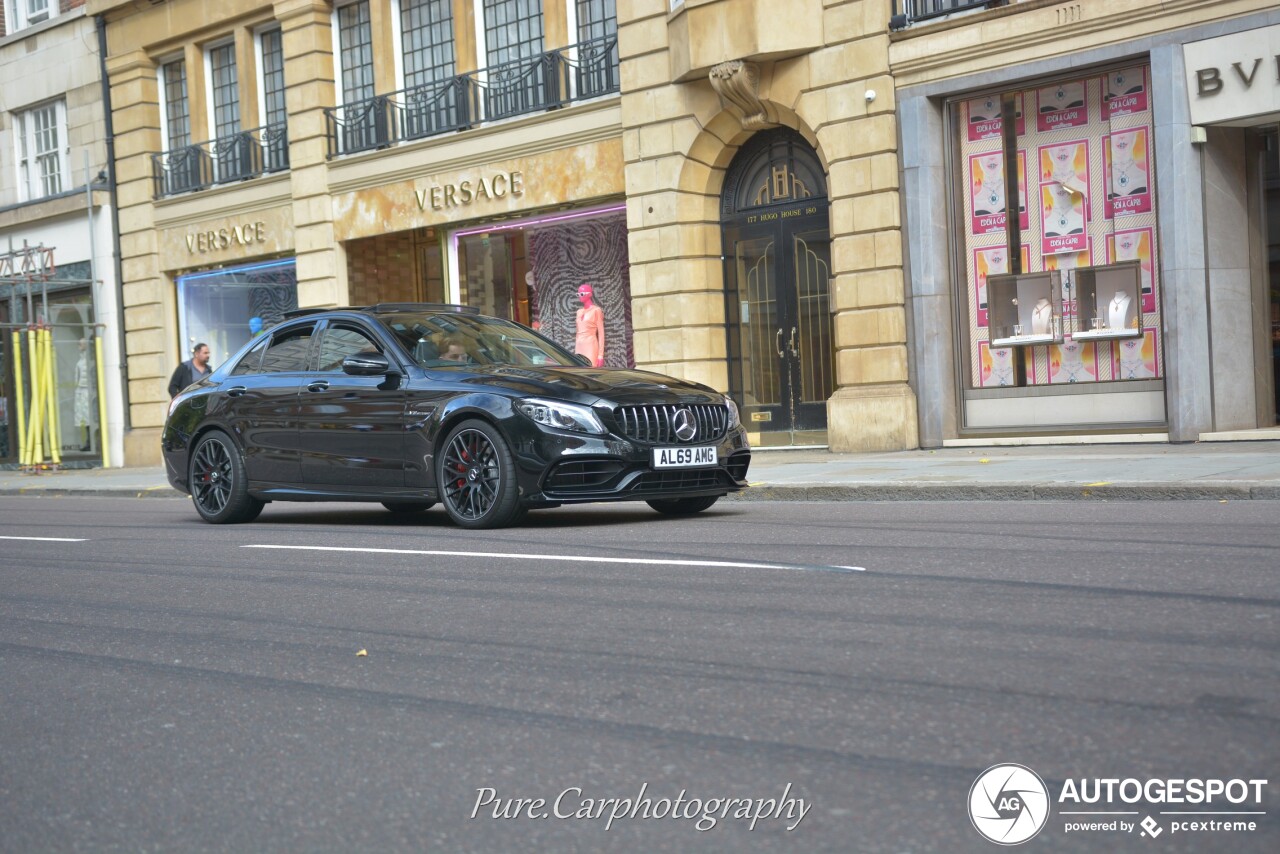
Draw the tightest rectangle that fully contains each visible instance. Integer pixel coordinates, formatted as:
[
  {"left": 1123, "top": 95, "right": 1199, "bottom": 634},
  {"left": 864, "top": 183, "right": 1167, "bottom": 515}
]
[
  {"left": 342, "top": 350, "right": 398, "bottom": 376},
  {"left": 572, "top": 353, "right": 592, "bottom": 367}
]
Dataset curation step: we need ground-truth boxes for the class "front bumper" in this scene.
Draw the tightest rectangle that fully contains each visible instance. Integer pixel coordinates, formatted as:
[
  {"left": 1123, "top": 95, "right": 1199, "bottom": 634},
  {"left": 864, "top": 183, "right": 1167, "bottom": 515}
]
[{"left": 513, "top": 426, "right": 751, "bottom": 505}]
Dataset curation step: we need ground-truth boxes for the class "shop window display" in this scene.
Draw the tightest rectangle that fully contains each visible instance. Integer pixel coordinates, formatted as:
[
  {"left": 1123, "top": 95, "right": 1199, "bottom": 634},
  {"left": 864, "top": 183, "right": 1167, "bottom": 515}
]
[
  {"left": 456, "top": 210, "right": 634, "bottom": 368},
  {"left": 176, "top": 259, "right": 298, "bottom": 369},
  {"left": 956, "top": 64, "right": 1162, "bottom": 387}
]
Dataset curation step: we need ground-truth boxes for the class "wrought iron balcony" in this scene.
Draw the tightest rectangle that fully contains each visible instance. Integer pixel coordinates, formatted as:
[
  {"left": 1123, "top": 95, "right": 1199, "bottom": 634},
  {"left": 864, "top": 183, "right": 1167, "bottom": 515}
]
[
  {"left": 152, "top": 124, "right": 289, "bottom": 198},
  {"left": 324, "top": 36, "right": 619, "bottom": 158},
  {"left": 891, "top": 0, "right": 1009, "bottom": 28}
]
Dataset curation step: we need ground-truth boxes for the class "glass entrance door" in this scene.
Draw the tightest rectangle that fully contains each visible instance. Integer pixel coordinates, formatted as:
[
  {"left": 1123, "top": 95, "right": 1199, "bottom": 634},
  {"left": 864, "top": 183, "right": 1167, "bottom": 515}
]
[{"left": 724, "top": 214, "right": 833, "bottom": 444}]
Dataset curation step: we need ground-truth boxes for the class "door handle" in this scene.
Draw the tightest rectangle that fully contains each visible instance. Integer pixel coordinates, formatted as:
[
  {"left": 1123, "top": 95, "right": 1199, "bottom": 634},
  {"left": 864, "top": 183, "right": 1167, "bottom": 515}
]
[
  {"left": 307, "top": 380, "right": 330, "bottom": 393},
  {"left": 225, "top": 385, "right": 246, "bottom": 397},
  {"left": 789, "top": 326, "right": 799, "bottom": 358},
  {"left": 775, "top": 329, "right": 784, "bottom": 357}
]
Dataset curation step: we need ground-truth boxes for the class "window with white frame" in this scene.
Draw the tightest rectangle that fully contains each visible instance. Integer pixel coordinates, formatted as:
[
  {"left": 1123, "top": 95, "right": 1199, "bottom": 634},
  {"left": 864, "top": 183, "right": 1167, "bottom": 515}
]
[
  {"left": 259, "top": 29, "right": 286, "bottom": 129},
  {"left": 207, "top": 42, "right": 241, "bottom": 140},
  {"left": 14, "top": 100, "right": 68, "bottom": 200},
  {"left": 400, "top": 0, "right": 455, "bottom": 90},
  {"left": 482, "top": 0, "right": 544, "bottom": 68},
  {"left": 257, "top": 27, "right": 288, "bottom": 171},
  {"left": 337, "top": 0, "right": 376, "bottom": 105},
  {"left": 159, "top": 59, "right": 191, "bottom": 153},
  {"left": 5, "top": 0, "right": 56, "bottom": 34},
  {"left": 576, "top": 0, "right": 615, "bottom": 44}
]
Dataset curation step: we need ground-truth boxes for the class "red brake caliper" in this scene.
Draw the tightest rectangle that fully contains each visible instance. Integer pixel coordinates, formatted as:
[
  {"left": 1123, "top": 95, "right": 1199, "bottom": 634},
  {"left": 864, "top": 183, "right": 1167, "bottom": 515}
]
[{"left": 455, "top": 443, "right": 469, "bottom": 488}]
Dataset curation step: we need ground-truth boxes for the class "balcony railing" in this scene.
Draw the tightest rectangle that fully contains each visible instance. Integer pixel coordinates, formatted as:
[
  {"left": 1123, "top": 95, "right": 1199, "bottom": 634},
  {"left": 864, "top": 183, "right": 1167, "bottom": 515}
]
[
  {"left": 891, "top": 0, "right": 1009, "bottom": 27},
  {"left": 324, "top": 35, "right": 619, "bottom": 158},
  {"left": 152, "top": 124, "right": 289, "bottom": 198}
]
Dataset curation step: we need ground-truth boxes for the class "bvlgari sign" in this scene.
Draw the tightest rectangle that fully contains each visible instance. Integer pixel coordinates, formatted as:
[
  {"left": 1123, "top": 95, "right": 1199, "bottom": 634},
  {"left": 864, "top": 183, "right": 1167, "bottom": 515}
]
[{"left": 1183, "top": 24, "right": 1280, "bottom": 126}]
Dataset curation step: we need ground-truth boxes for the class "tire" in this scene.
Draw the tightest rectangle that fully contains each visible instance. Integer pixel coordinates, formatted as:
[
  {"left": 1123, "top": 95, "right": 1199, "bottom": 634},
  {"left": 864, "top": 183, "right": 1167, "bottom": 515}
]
[
  {"left": 646, "top": 495, "right": 720, "bottom": 516},
  {"left": 188, "top": 430, "right": 265, "bottom": 524},
  {"left": 435, "top": 419, "right": 526, "bottom": 529},
  {"left": 382, "top": 501, "right": 434, "bottom": 514}
]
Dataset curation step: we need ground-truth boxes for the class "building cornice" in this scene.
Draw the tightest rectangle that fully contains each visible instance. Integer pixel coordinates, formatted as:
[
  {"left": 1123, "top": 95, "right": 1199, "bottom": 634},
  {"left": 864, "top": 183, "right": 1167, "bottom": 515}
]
[{"left": 152, "top": 173, "right": 292, "bottom": 230}]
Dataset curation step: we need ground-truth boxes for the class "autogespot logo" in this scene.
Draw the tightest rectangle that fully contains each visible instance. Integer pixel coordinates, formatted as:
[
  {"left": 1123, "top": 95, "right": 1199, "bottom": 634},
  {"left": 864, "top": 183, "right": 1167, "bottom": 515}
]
[{"left": 969, "top": 764, "right": 1051, "bottom": 845}]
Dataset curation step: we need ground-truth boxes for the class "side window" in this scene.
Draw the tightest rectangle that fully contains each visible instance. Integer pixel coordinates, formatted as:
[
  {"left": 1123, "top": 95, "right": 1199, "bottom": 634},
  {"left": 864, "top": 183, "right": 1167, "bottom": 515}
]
[
  {"left": 260, "top": 325, "right": 316, "bottom": 373},
  {"left": 317, "top": 324, "right": 381, "bottom": 372},
  {"left": 229, "top": 336, "right": 270, "bottom": 376}
]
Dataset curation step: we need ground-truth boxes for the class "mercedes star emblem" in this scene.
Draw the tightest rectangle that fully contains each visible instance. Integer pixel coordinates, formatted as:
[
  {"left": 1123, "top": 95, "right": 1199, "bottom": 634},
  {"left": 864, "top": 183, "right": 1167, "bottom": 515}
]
[{"left": 673, "top": 408, "right": 697, "bottom": 442}]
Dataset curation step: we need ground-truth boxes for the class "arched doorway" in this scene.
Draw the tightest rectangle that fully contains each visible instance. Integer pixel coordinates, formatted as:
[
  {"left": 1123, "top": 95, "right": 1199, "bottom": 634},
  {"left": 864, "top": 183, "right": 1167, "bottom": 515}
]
[{"left": 721, "top": 128, "right": 834, "bottom": 446}]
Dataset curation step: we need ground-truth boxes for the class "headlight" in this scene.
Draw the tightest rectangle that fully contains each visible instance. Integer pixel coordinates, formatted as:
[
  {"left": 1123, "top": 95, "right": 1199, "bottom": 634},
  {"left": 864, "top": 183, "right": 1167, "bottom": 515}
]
[
  {"left": 167, "top": 394, "right": 185, "bottom": 419},
  {"left": 516, "top": 398, "right": 606, "bottom": 434},
  {"left": 723, "top": 395, "right": 740, "bottom": 427}
]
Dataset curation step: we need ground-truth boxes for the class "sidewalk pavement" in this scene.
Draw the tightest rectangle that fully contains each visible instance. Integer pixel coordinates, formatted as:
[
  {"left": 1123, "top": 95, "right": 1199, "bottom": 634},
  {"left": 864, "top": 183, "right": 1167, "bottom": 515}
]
[{"left": 2, "top": 440, "right": 1278, "bottom": 501}]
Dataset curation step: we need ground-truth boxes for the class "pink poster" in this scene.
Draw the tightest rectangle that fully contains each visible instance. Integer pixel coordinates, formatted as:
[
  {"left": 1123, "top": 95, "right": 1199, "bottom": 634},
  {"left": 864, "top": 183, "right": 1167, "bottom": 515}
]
[
  {"left": 1041, "top": 184, "right": 1088, "bottom": 255},
  {"left": 1036, "top": 80, "right": 1088, "bottom": 132},
  {"left": 970, "top": 150, "right": 1027, "bottom": 235},
  {"left": 1116, "top": 328, "right": 1159, "bottom": 380},
  {"left": 1104, "top": 128, "right": 1152, "bottom": 218},
  {"left": 966, "top": 93, "right": 1026, "bottom": 142},
  {"left": 1102, "top": 66, "right": 1148, "bottom": 118},
  {"left": 1106, "top": 228, "right": 1156, "bottom": 313},
  {"left": 974, "top": 245, "right": 1030, "bottom": 328},
  {"left": 1048, "top": 340, "right": 1099, "bottom": 384},
  {"left": 1039, "top": 139, "right": 1090, "bottom": 197},
  {"left": 979, "top": 342, "right": 1016, "bottom": 388}
]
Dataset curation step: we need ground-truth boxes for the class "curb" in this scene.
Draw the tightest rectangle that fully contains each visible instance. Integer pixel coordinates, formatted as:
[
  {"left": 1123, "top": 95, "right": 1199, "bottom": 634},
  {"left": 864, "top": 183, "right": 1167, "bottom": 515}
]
[
  {"left": 726, "top": 483, "right": 1279, "bottom": 501},
  {"left": 3, "top": 484, "right": 1277, "bottom": 501}
]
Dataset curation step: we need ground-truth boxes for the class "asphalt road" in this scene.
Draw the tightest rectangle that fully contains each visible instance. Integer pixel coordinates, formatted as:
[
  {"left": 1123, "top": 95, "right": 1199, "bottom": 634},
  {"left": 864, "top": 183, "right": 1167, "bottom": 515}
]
[{"left": 0, "top": 495, "right": 1277, "bottom": 853}]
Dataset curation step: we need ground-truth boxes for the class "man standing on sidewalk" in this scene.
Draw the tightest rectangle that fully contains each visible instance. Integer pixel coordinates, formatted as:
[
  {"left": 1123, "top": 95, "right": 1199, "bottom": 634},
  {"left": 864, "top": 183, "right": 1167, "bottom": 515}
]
[{"left": 168, "top": 343, "right": 211, "bottom": 398}]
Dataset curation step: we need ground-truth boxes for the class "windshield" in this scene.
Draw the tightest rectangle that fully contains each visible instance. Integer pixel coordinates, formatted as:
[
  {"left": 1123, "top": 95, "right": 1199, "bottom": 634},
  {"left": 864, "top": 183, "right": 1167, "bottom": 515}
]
[{"left": 378, "top": 311, "right": 580, "bottom": 369}]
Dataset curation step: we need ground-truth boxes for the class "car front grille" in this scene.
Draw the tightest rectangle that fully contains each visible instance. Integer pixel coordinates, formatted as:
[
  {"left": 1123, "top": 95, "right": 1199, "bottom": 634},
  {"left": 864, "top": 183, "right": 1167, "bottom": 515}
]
[
  {"left": 628, "top": 469, "right": 731, "bottom": 493},
  {"left": 614, "top": 404, "right": 729, "bottom": 445}
]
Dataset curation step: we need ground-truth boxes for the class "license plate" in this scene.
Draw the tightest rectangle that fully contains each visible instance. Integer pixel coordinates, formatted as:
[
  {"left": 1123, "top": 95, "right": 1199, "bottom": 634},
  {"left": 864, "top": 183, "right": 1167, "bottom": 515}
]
[{"left": 652, "top": 446, "right": 718, "bottom": 469}]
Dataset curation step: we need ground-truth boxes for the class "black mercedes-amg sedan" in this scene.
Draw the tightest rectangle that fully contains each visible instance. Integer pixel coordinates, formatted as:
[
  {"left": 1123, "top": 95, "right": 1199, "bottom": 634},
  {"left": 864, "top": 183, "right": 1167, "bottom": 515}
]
[{"left": 162, "top": 304, "right": 751, "bottom": 528}]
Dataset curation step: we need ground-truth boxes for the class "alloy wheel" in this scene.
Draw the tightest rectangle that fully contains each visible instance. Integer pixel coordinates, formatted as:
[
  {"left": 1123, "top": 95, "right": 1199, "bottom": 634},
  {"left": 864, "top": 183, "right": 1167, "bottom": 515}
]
[
  {"left": 441, "top": 428, "right": 501, "bottom": 521},
  {"left": 192, "top": 435, "right": 234, "bottom": 516}
]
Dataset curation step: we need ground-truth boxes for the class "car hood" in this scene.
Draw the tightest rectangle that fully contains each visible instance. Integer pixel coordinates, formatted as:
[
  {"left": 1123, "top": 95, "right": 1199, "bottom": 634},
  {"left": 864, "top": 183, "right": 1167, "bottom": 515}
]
[{"left": 457, "top": 366, "right": 725, "bottom": 406}]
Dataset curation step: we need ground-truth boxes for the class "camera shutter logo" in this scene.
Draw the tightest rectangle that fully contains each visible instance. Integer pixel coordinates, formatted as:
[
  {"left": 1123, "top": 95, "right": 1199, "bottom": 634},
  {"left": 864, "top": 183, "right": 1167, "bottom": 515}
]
[
  {"left": 968, "top": 764, "right": 1050, "bottom": 845},
  {"left": 673, "top": 408, "right": 697, "bottom": 442}
]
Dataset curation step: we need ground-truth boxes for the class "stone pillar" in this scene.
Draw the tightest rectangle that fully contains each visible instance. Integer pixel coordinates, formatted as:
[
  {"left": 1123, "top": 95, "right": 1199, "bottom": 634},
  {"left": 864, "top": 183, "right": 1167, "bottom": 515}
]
[
  {"left": 1151, "top": 43, "right": 1212, "bottom": 441},
  {"left": 276, "top": 0, "right": 344, "bottom": 307},
  {"left": 106, "top": 49, "right": 170, "bottom": 465},
  {"left": 899, "top": 91, "right": 957, "bottom": 448},
  {"left": 814, "top": 27, "right": 918, "bottom": 452}
]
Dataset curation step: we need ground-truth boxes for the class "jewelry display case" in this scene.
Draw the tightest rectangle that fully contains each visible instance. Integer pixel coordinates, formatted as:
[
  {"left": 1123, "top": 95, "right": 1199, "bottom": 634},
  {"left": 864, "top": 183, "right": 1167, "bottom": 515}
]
[
  {"left": 1067, "top": 261, "right": 1143, "bottom": 340},
  {"left": 987, "top": 270, "right": 1064, "bottom": 347}
]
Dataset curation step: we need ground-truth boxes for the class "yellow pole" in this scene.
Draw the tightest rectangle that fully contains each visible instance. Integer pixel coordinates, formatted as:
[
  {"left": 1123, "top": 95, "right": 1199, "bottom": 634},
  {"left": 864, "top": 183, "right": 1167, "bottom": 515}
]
[
  {"left": 12, "top": 330, "right": 26, "bottom": 465},
  {"left": 45, "top": 329, "right": 61, "bottom": 466},
  {"left": 94, "top": 334, "right": 110, "bottom": 468},
  {"left": 26, "top": 328, "right": 43, "bottom": 465}
]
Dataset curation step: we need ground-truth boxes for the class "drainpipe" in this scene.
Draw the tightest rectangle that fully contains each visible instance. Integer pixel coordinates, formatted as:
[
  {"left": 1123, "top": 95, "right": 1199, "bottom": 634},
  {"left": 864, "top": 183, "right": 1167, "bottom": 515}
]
[{"left": 96, "top": 13, "right": 130, "bottom": 431}]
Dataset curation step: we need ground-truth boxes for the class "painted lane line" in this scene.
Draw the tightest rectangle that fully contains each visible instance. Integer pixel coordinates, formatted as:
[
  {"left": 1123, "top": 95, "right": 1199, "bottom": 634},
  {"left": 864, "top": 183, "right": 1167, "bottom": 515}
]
[
  {"left": 0, "top": 535, "right": 88, "bottom": 542},
  {"left": 242, "top": 544, "right": 864, "bottom": 574}
]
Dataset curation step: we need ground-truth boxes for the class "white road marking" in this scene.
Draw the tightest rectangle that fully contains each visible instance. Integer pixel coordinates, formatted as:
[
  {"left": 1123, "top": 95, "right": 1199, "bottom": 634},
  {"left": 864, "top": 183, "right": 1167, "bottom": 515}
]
[
  {"left": 0, "top": 535, "right": 88, "bottom": 542},
  {"left": 242, "top": 544, "right": 863, "bottom": 574}
]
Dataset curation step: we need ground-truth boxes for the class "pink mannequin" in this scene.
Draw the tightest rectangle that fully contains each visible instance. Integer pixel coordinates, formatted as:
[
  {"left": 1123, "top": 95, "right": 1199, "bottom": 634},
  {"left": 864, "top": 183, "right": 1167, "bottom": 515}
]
[{"left": 575, "top": 283, "right": 606, "bottom": 367}]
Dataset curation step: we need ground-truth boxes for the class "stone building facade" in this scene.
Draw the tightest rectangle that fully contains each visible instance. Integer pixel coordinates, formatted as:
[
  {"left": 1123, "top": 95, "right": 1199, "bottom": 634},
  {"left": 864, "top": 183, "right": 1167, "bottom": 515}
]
[
  {"left": 619, "top": 0, "right": 915, "bottom": 451},
  {"left": 891, "top": 0, "right": 1280, "bottom": 444}
]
